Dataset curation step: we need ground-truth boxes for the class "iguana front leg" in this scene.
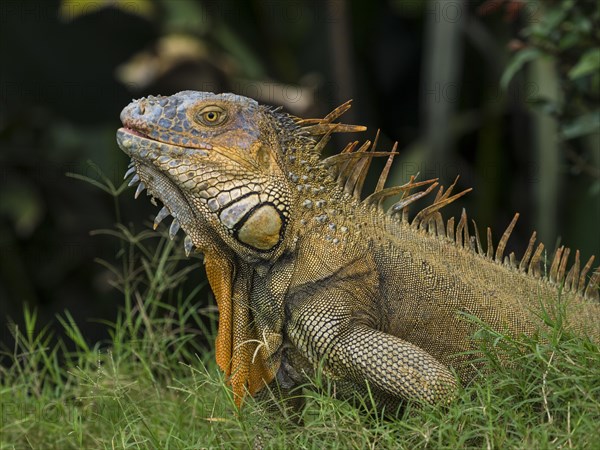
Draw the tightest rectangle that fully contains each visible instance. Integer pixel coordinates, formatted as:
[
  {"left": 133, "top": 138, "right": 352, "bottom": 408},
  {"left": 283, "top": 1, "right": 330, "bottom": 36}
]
[{"left": 285, "top": 286, "right": 458, "bottom": 406}]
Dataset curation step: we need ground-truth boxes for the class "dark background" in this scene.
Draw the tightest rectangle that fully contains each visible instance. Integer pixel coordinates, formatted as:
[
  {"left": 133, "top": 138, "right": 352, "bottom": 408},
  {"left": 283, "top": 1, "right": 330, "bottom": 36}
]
[{"left": 1, "top": 0, "right": 598, "bottom": 351}]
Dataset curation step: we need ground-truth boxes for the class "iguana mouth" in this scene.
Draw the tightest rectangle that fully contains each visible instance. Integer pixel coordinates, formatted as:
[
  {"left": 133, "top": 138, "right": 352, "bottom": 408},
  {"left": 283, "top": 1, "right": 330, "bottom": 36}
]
[
  {"left": 117, "top": 128, "right": 201, "bottom": 256},
  {"left": 121, "top": 127, "right": 148, "bottom": 139}
]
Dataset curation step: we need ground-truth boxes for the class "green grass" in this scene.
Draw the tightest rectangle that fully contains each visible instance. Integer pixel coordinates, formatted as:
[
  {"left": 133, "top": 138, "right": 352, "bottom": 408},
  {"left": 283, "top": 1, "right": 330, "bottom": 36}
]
[{"left": 2, "top": 171, "right": 599, "bottom": 449}]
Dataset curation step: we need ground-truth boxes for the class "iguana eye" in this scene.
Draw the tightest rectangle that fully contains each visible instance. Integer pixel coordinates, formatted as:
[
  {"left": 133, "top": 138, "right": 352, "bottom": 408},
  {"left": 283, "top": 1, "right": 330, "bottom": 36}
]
[{"left": 195, "top": 106, "right": 228, "bottom": 126}]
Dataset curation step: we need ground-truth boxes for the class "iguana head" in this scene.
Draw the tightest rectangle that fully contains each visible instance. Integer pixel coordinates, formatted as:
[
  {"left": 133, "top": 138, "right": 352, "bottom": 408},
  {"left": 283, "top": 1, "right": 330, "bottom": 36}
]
[{"left": 117, "top": 91, "right": 295, "bottom": 260}]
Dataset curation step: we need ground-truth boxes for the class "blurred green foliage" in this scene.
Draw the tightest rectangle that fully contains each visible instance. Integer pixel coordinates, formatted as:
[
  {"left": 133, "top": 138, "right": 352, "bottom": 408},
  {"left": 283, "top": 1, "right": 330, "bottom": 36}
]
[{"left": 503, "top": 0, "right": 599, "bottom": 164}]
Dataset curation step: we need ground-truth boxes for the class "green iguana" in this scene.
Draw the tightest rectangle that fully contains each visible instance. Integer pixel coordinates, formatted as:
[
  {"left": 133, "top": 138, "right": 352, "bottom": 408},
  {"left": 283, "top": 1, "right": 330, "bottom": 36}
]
[{"left": 116, "top": 91, "right": 599, "bottom": 414}]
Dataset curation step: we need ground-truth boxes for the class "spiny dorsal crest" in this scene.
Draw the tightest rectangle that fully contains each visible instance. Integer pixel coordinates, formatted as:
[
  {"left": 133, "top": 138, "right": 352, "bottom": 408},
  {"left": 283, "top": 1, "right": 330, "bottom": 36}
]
[{"left": 294, "top": 100, "right": 600, "bottom": 301}]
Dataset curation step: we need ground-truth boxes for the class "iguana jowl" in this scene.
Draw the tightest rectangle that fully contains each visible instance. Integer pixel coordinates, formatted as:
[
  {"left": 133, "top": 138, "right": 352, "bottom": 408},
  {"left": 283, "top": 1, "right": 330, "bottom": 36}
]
[{"left": 117, "top": 91, "right": 600, "bottom": 412}]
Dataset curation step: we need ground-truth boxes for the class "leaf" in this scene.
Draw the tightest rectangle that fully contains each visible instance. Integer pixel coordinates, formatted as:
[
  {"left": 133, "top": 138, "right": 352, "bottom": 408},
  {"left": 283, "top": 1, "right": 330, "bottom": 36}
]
[
  {"left": 559, "top": 32, "right": 579, "bottom": 50},
  {"left": 561, "top": 111, "right": 600, "bottom": 140},
  {"left": 527, "top": 97, "right": 562, "bottom": 116},
  {"left": 59, "top": 0, "right": 154, "bottom": 21},
  {"left": 568, "top": 49, "right": 600, "bottom": 80},
  {"left": 527, "top": 7, "right": 567, "bottom": 40},
  {"left": 501, "top": 48, "right": 542, "bottom": 90}
]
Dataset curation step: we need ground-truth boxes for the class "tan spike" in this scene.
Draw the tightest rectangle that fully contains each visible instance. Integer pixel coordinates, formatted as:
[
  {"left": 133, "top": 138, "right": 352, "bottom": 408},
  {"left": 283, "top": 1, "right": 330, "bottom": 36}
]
[
  {"left": 433, "top": 184, "right": 445, "bottom": 204},
  {"left": 557, "top": 247, "right": 571, "bottom": 284},
  {"left": 322, "top": 141, "right": 357, "bottom": 172},
  {"left": 486, "top": 227, "right": 494, "bottom": 259},
  {"left": 578, "top": 255, "right": 595, "bottom": 294},
  {"left": 434, "top": 212, "right": 445, "bottom": 236},
  {"left": 430, "top": 176, "right": 459, "bottom": 206},
  {"left": 343, "top": 132, "right": 380, "bottom": 199},
  {"left": 351, "top": 158, "right": 371, "bottom": 199},
  {"left": 519, "top": 231, "right": 537, "bottom": 272},
  {"left": 371, "top": 129, "right": 381, "bottom": 152},
  {"left": 495, "top": 213, "right": 519, "bottom": 263},
  {"left": 353, "top": 133, "right": 380, "bottom": 199},
  {"left": 455, "top": 216, "right": 464, "bottom": 247},
  {"left": 342, "top": 140, "right": 358, "bottom": 154},
  {"left": 455, "top": 209, "right": 467, "bottom": 248},
  {"left": 320, "top": 143, "right": 358, "bottom": 174},
  {"left": 312, "top": 126, "right": 336, "bottom": 154},
  {"left": 427, "top": 217, "right": 436, "bottom": 235},
  {"left": 302, "top": 123, "right": 367, "bottom": 135},
  {"left": 462, "top": 210, "right": 470, "bottom": 247},
  {"left": 584, "top": 268, "right": 600, "bottom": 301},
  {"left": 413, "top": 177, "right": 458, "bottom": 224},
  {"left": 402, "top": 206, "right": 410, "bottom": 224},
  {"left": 564, "top": 250, "right": 580, "bottom": 292},
  {"left": 296, "top": 100, "right": 355, "bottom": 123},
  {"left": 549, "top": 246, "right": 564, "bottom": 283},
  {"left": 471, "top": 220, "right": 484, "bottom": 255},
  {"left": 469, "top": 236, "right": 477, "bottom": 252},
  {"left": 342, "top": 140, "right": 372, "bottom": 198},
  {"left": 447, "top": 217, "right": 455, "bottom": 241},
  {"left": 529, "top": 243, "right": 545, "bottom": 278},
  {"left": 391, "top": 182, "right": 439, "bottom": 217},
  {"left": 374, "top": 141, "right": 398, "bottom": 194},
  {"left": 365, "top": 178, "right": 435, "bottom": 207},
  {"left": 441, "top": 176, "right": 460, "bottom": 200},
  {"left": 411, "top": 188, "right": 472, "bottom": 229},
  {"left": 397, "top": 182, "right": 439, "bottom": 222},
  {"left": 294, "top": 100, "right": 354, "bottom": 125},
  {"left": 509, "top": 252, "right": 517, "bottom": 269},
  {"left": 293, "top": 117, "right": 322, "bottom": 125},
  {"left": 322, "top": 99, "right": 354, "bottom": 123},
  {"left": 333, "top": 142, "right": 359, "bottom": 181},
  {"left": 320, "top": 150, "right": 394, "bottom": 169}
]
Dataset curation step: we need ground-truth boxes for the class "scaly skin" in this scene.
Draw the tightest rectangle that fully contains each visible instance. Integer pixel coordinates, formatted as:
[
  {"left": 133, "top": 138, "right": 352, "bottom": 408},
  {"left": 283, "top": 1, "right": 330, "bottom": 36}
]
[{"left": 117, "top": 91, "right": 600, "bottom": 413}]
